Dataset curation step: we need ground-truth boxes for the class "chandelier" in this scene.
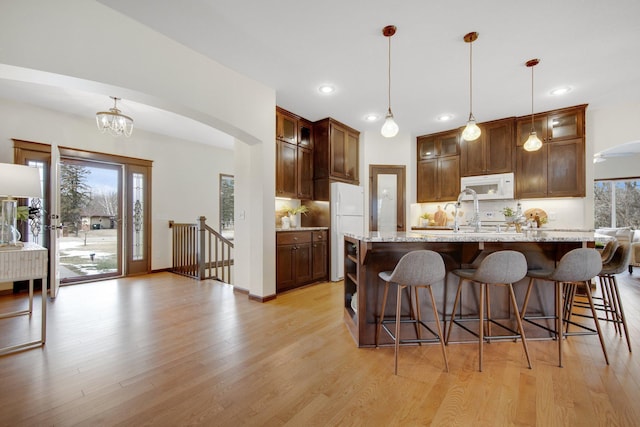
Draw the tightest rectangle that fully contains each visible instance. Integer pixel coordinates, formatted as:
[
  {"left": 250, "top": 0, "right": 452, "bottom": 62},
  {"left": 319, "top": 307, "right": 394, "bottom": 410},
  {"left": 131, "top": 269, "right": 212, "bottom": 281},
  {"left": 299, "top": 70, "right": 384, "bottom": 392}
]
[{"left": 96, "top": 97, "right": 134, "bottom": 137}]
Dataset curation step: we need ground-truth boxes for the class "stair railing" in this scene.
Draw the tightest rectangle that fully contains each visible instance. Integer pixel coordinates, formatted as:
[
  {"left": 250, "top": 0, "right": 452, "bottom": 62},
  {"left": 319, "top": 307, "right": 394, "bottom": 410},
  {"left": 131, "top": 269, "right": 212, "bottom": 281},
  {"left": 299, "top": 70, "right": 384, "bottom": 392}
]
[{"left": 169, "top": 216, "right": 234, "bottom": 284}]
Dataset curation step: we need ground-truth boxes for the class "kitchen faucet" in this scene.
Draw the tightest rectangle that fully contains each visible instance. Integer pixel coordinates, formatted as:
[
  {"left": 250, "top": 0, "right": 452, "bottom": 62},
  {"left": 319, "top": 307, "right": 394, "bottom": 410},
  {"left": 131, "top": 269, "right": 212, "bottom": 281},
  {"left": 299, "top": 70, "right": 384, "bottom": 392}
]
[
  {"left": 443, "top": 202, "right": 460, "bottom": 232},
  {"left": 457, "top": 188, "right": 482, "bottom": 232}
]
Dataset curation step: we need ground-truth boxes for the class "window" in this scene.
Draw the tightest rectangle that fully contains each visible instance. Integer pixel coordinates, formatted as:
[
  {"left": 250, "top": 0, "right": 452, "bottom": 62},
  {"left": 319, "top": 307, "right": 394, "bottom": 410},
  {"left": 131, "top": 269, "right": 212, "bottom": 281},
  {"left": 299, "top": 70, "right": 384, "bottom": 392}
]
[
  {"left": 594, "top": 179, "right": 640, "bottom": 228},
  {"left": 220, "top": 174, "right": 234, "bottom": 239}
]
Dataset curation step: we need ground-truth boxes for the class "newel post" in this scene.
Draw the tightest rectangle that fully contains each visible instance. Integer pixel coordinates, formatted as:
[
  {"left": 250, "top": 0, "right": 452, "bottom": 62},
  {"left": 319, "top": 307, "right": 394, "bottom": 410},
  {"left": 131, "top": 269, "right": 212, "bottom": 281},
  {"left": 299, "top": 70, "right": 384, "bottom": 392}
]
[{"left": 198, "top": 216, "right": 207, "bottom": 280}]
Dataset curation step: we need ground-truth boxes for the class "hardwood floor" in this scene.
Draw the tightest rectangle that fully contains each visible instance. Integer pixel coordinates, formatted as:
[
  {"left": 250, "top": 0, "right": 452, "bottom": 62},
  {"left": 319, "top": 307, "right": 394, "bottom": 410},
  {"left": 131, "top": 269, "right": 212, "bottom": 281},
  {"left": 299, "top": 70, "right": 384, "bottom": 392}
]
[{"left": 1, "top": 271, "right": 640, "bottom": 426}]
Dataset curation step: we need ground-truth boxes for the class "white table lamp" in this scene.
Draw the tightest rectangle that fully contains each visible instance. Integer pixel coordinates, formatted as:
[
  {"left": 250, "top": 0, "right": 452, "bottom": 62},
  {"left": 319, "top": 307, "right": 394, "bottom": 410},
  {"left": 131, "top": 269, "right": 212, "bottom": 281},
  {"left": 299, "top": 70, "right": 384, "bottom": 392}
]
[{"left": 0, "top": 163, "right": 42, "bottom": 246}]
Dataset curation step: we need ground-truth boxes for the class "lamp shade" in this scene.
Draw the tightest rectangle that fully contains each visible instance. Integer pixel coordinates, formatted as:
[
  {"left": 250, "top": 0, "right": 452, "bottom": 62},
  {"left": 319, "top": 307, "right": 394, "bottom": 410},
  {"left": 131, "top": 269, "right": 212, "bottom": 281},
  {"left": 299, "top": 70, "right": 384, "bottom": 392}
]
[{"left": 0, "top": 163, "right": 42, "bottom": 198}]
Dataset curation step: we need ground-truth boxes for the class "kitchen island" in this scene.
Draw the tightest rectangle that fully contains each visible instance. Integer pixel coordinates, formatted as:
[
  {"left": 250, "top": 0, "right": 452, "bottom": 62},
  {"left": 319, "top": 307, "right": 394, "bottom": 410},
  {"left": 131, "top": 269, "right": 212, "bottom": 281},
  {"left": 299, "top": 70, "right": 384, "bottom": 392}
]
[{"left": 343, "top": 230, "right": 598, "bottom": 347}]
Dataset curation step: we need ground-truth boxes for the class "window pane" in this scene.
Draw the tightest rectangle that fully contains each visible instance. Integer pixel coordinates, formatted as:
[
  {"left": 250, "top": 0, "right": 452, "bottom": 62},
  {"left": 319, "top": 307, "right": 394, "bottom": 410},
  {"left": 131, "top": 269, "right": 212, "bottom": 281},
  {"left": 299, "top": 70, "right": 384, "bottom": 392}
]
[
  {"left": 132, "top": 172, "right": 144, "bottom": 260},
  {"left": 220, "top": 174, "right": 234, "bottom": 239},
  {"left": 615, "top": 180, "right": 640, "bottom": 229},
  {"left": 594, "top": 179, "right": 640, "bottom": 229},
  {"left": 594, "top": 181, "right": 612, "bottom": 228}
]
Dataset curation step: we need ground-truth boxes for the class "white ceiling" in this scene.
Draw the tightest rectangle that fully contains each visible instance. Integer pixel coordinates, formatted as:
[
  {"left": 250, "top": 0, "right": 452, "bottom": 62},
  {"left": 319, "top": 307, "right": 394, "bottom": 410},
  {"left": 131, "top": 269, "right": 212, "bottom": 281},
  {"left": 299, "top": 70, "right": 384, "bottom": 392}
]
[{"left": 3, "top": 0, "right": 640, "bottom": 150}]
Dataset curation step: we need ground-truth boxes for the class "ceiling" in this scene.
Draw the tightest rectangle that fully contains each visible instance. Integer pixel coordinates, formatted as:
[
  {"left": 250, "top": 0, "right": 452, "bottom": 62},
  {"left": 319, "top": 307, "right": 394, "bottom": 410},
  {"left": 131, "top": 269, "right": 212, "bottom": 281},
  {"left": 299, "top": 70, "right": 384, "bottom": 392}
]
[{"left": 3, "top": 1, "right": 640, "bottom": 151}]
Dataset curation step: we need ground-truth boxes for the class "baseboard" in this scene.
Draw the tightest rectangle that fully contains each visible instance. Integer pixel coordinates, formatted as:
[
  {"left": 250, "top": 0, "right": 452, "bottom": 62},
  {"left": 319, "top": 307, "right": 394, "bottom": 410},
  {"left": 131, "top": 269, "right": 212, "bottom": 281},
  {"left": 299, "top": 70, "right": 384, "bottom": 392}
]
[{"left": 248, "top": 293, "right": 276, "bottom": 303}]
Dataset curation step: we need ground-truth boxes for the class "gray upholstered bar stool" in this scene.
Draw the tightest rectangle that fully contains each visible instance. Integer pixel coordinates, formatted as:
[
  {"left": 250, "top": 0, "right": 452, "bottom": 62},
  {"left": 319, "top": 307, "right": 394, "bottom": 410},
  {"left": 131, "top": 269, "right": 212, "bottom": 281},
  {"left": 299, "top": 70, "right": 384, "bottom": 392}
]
[
  {"left": 445, "top": 250, "right": 532, "bottom": 372},
  {"left": 521, "top": 247, "right": 609, "bottom": 367},
  {"left": 376, "top": 250, "right": 449, "bottom": 375},
  {"left": 571, "top": 243, "right": 632, "bottom": 352}
]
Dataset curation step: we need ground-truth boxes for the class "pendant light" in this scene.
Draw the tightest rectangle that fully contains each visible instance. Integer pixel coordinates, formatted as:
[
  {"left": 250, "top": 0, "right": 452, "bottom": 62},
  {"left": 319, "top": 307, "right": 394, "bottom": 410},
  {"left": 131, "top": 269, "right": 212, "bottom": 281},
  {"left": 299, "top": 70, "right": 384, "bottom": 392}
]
[
  {"left": 381, "top": 25, "right": 399, "bottom": 138},
  {"left": 523, "top": 59, "right": 543, "bottom": 152},
  {"left": 462, "top": 32, "right": 481, "bottom": 142}
]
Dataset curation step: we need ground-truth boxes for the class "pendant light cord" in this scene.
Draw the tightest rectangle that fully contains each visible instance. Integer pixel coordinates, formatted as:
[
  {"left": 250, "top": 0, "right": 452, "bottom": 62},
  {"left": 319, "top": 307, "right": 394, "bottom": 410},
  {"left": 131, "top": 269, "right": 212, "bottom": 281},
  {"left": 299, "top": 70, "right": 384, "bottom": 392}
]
[
  {"left": 469, "top": 40, "right": 473, "bottom": 118},
  {"left": 387, "top": 35, "right": 392, "bottom": 113},
  {"left": 530, "top": 64, "right": 535, "bottom": 132}
]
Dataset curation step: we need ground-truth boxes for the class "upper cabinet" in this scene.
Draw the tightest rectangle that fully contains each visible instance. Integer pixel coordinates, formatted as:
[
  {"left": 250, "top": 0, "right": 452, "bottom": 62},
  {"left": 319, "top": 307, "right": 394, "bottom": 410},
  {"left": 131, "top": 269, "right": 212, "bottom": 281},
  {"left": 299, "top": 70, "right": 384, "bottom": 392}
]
[
  {"left": 418, "top": 131, "right": 459, "bottom": 160},
  {"left": 275, "top": 107, "right": 361, "bottom": 201},
  {"left": 276, "top": 139, "right": 298, "bottom": 198},
  {"left": 298, "top": 119, "right": 313, "bottom": 148},
  {"left": 416, "top": 130, "right": 460, "bottom": 202},
  {"left": 313, "top": 118, "right": 360, "bottom": 200},
  {"left": 275, "top": 107, "right": 314, "bottom": 199},
  {"left": 460, "top": 117, "right": 515, "bottom": 176},
  {"left": 276, "top": 108, "right": 298, "bottom": 145},
  {"left": 515, "top": 104, "right": 586, "bottom": 199}
]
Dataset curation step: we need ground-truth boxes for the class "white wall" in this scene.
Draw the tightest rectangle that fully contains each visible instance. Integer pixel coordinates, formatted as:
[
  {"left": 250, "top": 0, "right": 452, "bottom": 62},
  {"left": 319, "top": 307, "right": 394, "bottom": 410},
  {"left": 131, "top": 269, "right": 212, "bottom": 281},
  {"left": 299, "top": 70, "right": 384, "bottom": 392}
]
[
  {"left": 0, "top": 0, "right": 276, "bottom": 297},
  {"left": 589, "top": 102, "right": 640, "bottom": 180},
  {"left": 361, "top": 130, "right": 414, "bottom": 231},
  {"left": 594, "top": 155, "right": 640, "bottom": 180},
  {"left": 589, "top": 103, "right": 640, "bottom": 153},
  {"left": 0, "top": 99, "right": 234, "bottom": 272}
]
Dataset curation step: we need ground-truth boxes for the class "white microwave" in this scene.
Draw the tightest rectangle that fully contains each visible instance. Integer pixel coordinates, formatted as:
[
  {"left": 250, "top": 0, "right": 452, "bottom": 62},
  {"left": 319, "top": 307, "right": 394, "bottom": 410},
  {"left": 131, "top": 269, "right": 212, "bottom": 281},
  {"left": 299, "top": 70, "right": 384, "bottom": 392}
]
[{"left": 460, "top": 172, "right": 515, "bottom": 200}]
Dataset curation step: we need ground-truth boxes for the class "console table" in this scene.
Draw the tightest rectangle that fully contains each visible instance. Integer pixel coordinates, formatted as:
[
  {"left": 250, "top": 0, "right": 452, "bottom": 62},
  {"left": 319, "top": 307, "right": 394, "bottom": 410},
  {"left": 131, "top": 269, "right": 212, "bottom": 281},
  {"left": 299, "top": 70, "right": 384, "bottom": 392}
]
[{"left": 0, "top": 242, "right": 48, "bottom": 354}]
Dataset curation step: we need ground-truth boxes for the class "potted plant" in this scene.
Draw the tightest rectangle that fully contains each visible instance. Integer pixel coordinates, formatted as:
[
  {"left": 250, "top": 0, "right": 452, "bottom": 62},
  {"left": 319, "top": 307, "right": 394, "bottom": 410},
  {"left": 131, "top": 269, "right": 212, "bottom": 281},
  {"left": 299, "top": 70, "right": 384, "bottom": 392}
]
[
  {"left": 419, "top": 212, "right": 432, "bottom": 227},
  {"left": 284, "top": 205, "right": 309, "bottom": 228},
  {"left": 502, "top": 207, "right": 517, "bottom": 223}
]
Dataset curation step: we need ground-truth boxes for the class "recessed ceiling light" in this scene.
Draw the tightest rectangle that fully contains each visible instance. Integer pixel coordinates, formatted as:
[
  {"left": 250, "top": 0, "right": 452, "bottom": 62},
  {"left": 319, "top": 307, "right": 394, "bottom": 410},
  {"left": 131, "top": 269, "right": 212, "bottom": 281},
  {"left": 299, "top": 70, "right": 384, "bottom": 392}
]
[
  {"left": 437, "top": 114, "right": 453, "bottom": 121},
  {"left": 318, "top": 85, "right": 335, "bottom": 94},
  {"left": 550, "top": 86, "right": 572, "bottom": 96},
  {"left": 364, "top": 114, "right": 379, "bottom": 122}
]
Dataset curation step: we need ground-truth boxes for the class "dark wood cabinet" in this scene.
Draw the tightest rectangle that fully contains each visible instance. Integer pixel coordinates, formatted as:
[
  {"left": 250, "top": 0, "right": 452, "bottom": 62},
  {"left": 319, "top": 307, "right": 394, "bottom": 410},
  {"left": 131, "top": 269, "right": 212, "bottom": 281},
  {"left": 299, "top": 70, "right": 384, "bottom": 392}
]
[
  {"left": 547, "top": 138, "right": 585, "bottom": 197},
  {"left": 298, "top": 119, "right": 313, "bottom": 148},
  {"left": 276, "top": 231, "right": 312, "bottom": 292},
  {"left": 416, "top": 130, "right": 460, "bottom": 202},
  {"left": 297, "top": 146, "right": 313, "bottom": 200},
  {"left": 313, "top": 118, "right": 360, "bottom": 201},
  {"left": 516, "top": 105, "right": 584, "bottom": 147},
  {"left": 275, "top": 107, "right": 314, "bottom": 199},
  {"left": 276, "top": 108, "right": 298, "bottom": 145},
  {"left": 276, "top": 230, "right": 328, "bottom": 293},
  {"left": 461, "top": 117, "right": 514, "bottom": 176},
  {"left": 418, "top": 131, "right": 459, "bottom": 160},
  {"left": 515, "top": 105, "right": 586, "bottom": 198},
  {"left": 276, "top": 140, "right": 298, "bottom": 198},
  {"left": 515, "top": 144, "right": 547, "bottom": 198},
  {"left": 311, "top": 230, "right": 328, "bottom": 281}
]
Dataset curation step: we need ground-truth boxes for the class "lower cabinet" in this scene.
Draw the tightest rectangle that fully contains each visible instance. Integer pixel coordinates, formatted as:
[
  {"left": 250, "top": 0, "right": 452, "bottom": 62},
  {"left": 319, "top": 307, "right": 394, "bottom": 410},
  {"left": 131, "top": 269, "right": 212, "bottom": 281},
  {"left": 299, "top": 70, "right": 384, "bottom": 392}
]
[
  {"left": 276, "top": 230, "right": 328, "bottom": 292},
  {"left": 311, "top": 231, "right": 328, "bottom": 281}
]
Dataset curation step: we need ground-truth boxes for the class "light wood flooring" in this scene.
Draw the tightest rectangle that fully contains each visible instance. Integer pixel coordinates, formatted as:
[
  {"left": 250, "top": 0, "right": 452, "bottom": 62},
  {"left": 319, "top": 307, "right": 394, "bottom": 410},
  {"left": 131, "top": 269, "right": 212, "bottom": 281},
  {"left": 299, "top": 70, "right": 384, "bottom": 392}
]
[{"left": 1, "top": 271, "right": 640, "bottom": 426}]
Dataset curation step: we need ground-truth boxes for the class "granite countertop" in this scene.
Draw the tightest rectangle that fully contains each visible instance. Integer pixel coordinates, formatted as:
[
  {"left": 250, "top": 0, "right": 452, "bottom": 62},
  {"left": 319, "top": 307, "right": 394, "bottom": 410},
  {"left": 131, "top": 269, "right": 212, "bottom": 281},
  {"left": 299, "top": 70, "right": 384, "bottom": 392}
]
[
  {"left": 345, "top": 230, "right": 600, "bottom": 243},
  {"left": 276, "top": 226, "right": 329, "bottom": 232}
]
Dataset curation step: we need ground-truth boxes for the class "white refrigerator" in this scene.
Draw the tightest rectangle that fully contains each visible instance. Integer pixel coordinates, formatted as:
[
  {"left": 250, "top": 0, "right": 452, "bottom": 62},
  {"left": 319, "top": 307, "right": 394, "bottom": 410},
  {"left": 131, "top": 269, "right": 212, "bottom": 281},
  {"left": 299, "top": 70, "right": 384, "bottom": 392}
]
[{"left": 330, "top": 182, "right": 364, "bottom": 281}]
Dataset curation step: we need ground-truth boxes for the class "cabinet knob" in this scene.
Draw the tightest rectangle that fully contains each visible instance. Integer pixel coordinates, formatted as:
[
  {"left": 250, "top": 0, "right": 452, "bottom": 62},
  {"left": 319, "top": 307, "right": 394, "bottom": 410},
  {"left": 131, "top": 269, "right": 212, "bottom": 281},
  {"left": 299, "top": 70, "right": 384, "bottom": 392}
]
[{"left": 293, "top": 237, "right": 298, "bottom": 240}]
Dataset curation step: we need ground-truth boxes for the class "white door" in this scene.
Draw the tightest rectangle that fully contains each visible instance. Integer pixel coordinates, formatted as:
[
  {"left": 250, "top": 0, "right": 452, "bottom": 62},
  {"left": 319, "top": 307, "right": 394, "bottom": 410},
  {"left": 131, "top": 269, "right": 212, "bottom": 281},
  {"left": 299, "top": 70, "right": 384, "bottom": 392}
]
[{"left": 49, "top": 145, "right": 61, "bottom": 298}]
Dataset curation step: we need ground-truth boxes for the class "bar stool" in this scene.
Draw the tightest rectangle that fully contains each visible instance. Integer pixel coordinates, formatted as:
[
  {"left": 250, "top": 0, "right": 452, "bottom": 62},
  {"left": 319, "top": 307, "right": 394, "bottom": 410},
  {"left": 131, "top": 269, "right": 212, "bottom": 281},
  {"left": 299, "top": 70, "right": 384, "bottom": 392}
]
[
  {"left": 445, "top": 250, "right": 532, "bottom": 372},
  {"left": 521, "top": 247, "right": 609, "bottom": 367},
  {"left": 570, "top": 243, "right": 632, "bottom": 352},
  {"left": 376, "top": 250, "right": 449, "bottom": 375}
]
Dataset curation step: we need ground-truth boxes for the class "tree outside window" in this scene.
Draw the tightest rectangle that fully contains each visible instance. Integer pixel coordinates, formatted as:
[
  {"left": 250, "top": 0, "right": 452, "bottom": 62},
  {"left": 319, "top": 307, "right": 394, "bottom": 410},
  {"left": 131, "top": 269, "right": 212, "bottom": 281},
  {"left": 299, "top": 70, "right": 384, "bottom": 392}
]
[
  {"left": 220, "top": 174, "right": 234, "bottom": 239},
  {"left": 595, "top": 179, "right": 640, "bottom": 229}
]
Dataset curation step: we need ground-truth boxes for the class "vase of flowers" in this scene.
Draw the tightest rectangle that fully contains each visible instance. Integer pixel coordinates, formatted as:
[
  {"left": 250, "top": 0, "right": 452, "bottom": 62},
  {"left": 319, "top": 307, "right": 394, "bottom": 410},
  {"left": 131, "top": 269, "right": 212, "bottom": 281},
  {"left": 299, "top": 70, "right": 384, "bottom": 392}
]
[{"left": 284, "top": 205, "right": 309, "bottom": 228}]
